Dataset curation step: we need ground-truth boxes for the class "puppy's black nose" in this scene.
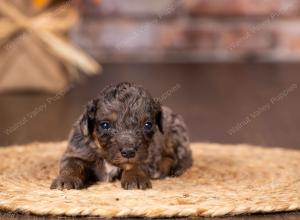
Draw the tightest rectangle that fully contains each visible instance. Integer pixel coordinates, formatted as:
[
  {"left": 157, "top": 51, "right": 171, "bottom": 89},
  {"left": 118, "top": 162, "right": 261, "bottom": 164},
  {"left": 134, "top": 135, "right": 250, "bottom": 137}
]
[{"left": 120, "top": 148, "right": 136, "bottom": 158}]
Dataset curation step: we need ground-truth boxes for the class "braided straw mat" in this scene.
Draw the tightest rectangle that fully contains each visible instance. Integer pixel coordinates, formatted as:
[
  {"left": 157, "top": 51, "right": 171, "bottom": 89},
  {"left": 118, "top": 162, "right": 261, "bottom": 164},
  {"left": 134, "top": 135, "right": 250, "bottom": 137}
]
[{"left": 0, "top": 142, "right": 300, "bottom": 218}]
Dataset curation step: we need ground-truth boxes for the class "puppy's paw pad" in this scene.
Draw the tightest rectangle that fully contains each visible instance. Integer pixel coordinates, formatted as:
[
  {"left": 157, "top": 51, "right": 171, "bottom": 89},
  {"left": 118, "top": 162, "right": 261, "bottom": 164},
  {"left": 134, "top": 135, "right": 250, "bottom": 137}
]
[
  {"left": 137, "top": 176, "right": 152, "bottom": 189},
  {"left": 169, "top": 167, "right": 185, "bottom": 177},
  {"left": 50, "top": 176, "right": 84, "bottom": 190},
  {"left": 121, "top": 175, "right": 152, "bottom": 190}
]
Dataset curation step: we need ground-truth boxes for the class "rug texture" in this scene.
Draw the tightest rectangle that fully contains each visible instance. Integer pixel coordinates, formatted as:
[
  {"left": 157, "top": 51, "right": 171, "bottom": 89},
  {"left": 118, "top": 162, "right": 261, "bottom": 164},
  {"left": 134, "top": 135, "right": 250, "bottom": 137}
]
[{"left": 0, "top": 142, "right": 300, "bottom": 218}]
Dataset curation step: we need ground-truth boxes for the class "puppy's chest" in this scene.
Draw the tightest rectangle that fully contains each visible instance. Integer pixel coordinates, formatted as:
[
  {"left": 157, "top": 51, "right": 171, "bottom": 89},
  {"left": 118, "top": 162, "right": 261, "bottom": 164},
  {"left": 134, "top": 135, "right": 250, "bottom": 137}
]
[{"left": 95, "top": 159, "right": 121, "bottom": 182}]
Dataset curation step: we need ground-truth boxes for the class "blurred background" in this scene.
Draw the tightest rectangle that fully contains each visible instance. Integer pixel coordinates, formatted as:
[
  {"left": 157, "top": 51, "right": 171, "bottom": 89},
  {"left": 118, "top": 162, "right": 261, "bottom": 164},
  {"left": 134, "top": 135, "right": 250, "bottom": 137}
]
[
  {"left": 0, "top": 0, "right": 300, "bottom": 150},
  {"left": 73, "top": 0, "right": 300, "bottom": 63}
]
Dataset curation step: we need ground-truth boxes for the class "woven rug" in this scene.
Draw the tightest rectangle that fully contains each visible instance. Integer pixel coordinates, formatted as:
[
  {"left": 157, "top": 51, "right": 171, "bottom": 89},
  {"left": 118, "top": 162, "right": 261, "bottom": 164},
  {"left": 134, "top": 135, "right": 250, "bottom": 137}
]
[{"left": 0, "top": 142, "right": 300, "bottom": 218}]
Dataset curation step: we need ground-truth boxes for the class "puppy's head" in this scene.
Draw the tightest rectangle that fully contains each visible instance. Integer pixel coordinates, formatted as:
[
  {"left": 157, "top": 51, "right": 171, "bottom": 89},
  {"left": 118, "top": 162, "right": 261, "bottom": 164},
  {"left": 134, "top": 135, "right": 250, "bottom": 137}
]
[{"left": 80, "top": 82, "right": 163, "bottom": 168}]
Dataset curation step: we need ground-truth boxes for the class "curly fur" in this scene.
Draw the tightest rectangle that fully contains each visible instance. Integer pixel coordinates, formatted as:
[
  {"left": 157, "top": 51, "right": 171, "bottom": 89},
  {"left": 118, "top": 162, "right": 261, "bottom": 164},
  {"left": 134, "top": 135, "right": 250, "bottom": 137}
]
[{"left": 51, "top": 82, "right": 192, "bottom": 190}]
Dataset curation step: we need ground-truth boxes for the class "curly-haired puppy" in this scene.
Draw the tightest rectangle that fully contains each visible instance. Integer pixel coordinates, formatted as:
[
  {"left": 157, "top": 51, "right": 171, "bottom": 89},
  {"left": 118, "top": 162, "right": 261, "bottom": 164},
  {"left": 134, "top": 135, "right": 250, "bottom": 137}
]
[{"left": 51, "top": 82, "right": 192, "bottom": 190}]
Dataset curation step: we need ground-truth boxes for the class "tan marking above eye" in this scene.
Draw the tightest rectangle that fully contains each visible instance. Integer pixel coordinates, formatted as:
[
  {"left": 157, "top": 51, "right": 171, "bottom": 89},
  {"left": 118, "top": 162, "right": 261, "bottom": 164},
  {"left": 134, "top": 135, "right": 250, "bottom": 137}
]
[
  {"left": 141, "top": 114, "right": 151, "bottom": 123},
  {"left": 104, "top": 112, "right": 118, "bottom": 122},
  {"left": 99, "top": 112, "right": 118, "bottom": 124}
]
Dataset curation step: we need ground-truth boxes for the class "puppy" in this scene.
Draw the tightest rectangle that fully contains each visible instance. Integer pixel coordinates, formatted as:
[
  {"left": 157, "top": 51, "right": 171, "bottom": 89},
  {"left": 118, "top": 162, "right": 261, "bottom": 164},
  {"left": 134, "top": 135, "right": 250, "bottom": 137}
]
[{"left": 51, "top": 82, "right": 192, "bottom": 190}]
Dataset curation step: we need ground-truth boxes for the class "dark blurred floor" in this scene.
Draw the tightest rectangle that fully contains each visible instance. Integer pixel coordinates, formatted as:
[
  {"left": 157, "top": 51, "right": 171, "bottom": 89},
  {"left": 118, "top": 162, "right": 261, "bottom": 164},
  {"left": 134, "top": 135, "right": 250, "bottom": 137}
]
[{"left": 0, "top": 63, "right": 300, "bottom": 220}]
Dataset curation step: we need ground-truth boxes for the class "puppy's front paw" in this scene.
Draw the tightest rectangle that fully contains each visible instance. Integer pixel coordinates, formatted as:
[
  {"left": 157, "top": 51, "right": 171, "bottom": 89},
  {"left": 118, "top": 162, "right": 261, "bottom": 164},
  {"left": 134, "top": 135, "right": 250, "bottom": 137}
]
[
  {"left": 121, "top": 171, "right": 152, "bottom": 190},
  {"left": 50, "top": 176, "right": 85, "bottom": 190}
]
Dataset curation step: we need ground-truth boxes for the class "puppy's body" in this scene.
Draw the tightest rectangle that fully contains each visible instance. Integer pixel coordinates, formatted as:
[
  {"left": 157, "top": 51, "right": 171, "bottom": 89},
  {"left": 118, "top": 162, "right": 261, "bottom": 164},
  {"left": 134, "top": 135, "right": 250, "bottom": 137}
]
[{"left": 51, "top": 82, "right": 192, "bottom": 190}]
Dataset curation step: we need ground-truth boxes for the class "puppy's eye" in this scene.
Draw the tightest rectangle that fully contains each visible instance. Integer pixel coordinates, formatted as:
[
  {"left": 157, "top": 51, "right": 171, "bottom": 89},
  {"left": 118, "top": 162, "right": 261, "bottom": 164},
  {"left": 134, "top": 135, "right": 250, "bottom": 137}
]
[
  {"left": 144, "top": 121, "right": 153, "bottom": 130},
  {"left": 100, "top": 122, "right": 111, "bottom": 130}
]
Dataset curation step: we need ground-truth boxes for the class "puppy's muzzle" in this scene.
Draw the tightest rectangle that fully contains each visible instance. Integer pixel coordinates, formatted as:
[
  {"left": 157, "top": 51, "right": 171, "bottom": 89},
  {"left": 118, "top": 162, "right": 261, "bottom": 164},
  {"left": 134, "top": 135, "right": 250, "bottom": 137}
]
[
  {"left": 117, "top": 132, "right": 138, "bottom": 159},
  {"left": 120, "top": 148, "right": 136, "bottom": 158}
]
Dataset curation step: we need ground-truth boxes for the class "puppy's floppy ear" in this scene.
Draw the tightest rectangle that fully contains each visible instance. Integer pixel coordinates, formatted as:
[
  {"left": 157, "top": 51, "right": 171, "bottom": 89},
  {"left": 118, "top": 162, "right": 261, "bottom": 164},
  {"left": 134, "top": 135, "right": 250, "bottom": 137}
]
[
  {"left": 80, "top": 99, "right": 98, "bottom": 137},
  {"left": 156, "top": 111, "right": 163, "bottom": 134},
  {"left": 155, "top": 100, "right": 163, "bottom": 134}
]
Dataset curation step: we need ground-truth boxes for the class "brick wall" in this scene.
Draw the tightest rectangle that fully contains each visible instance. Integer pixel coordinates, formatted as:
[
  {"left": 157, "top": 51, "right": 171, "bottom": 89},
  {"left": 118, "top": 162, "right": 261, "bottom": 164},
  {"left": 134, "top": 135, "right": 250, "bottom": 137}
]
[{"left": 71, "top": 0, "right": 300, "bottom": 62}]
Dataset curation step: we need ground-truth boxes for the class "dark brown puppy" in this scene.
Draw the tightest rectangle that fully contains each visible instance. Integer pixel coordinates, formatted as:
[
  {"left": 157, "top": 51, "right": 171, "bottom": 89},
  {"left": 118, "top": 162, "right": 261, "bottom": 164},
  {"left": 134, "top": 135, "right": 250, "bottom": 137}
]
[{"left": 51, "top": 82, "right": 192, "bottom": 190}]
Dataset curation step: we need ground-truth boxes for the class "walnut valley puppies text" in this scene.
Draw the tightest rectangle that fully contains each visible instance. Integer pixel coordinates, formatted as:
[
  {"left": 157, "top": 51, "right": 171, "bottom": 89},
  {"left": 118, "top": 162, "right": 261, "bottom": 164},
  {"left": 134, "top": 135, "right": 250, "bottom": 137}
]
[{"left": 227, "top": 83, "right": 297, "bottom": 136}]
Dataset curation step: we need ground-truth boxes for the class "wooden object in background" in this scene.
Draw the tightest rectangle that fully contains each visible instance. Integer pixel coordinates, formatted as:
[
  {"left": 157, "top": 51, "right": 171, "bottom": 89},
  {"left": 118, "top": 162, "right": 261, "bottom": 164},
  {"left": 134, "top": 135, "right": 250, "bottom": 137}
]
[{"left": 0, "top": 0, "right": 101, "bottom": 93}]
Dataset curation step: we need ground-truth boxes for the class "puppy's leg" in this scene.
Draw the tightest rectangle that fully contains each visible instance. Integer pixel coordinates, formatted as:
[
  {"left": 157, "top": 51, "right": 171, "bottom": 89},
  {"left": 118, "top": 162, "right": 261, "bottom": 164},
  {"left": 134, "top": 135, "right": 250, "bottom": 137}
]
[
  {"left": 121, "top": 166, "right": 152, "bottom": 190},
  {"left": 50, "top": 157, "right": 92, "bottom": 190},
  {"left": 158, "top": 156, "right": 174, "bottom": 178}
]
